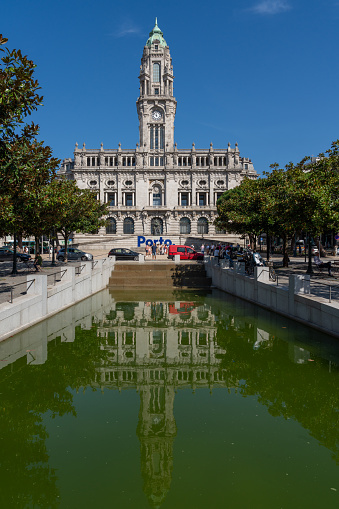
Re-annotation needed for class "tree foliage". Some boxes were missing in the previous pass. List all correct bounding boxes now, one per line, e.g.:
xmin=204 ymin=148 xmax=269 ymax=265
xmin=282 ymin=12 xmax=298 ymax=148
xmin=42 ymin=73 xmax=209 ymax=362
xmin=215 ymin=140 xmax=339 ymax=266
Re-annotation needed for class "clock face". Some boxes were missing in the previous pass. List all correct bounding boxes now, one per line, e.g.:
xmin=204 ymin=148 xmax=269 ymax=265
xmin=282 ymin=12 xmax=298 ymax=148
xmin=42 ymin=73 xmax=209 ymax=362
xmin=152 ymin=110 xmax=162 ymax=121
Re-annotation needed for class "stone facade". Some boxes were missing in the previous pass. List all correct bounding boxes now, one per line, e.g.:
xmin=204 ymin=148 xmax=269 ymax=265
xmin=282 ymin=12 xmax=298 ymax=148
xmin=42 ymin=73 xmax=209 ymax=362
xmin=60 ymin=19 xmax=257 ymax=248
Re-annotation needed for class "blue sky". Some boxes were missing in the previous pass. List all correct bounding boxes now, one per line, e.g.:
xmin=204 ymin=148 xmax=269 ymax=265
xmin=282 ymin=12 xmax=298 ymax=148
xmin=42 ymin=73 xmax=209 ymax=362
xmin=2 ymin=0 xmax=339 ymax=174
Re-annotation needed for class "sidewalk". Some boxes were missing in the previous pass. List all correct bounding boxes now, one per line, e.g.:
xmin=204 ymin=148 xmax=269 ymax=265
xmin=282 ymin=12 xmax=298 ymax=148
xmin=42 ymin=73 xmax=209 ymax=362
xmin=0 ymin=252 xmax=338 ymax=306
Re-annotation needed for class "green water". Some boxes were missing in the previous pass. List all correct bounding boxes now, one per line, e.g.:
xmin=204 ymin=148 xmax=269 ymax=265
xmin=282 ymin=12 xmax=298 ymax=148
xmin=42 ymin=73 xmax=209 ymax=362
xmin=0 ymin=288 xmax=338 ymax=509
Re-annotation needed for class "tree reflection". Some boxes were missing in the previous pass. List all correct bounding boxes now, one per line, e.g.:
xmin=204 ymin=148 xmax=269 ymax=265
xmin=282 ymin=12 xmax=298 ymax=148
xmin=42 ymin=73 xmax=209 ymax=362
xmin=0 ymin=324 xmax=109 ymax=508
xmin=215 ymin=315 xmax=339 ymax=464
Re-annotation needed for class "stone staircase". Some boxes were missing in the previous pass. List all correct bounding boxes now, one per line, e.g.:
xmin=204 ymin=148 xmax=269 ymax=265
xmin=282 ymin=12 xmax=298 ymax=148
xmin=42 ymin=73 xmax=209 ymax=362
xmin=108 ymin=262 xmax=212 ymax=289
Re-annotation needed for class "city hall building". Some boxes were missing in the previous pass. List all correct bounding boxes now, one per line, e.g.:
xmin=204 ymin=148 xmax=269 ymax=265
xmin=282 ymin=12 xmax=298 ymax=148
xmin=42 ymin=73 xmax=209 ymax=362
xmin=60 ymin=19 xmax=257 ymax=248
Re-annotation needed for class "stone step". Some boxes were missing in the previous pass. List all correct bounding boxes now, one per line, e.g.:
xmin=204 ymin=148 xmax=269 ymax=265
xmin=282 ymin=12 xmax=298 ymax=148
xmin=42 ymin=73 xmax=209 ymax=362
xmin=108 ymin=261 xmax=211 ymax=289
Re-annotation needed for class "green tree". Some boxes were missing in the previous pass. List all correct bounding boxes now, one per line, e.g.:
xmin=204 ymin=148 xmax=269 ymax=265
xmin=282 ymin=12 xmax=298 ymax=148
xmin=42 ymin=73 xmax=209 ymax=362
xmin=50 ymin=179 xmax=108 ymax=261
xmin=0 ymin=35 xmax=59 ymax=271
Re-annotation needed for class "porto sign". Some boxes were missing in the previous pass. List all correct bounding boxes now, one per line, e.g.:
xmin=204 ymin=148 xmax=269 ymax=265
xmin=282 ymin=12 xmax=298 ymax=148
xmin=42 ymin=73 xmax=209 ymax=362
xmin=138 ymin=236 xmax=173 ymax=247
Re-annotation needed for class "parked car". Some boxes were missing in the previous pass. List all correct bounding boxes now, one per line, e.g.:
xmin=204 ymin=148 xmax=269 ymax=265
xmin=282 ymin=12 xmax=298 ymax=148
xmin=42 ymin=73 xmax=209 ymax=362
xmin=0 ymin=247 xmax=32 ymax=262
xmin=56 ymin=248 xmax=93 ymax=262
xmin=168 ymin=245 xmax=204 ymax=260
xmin=108 ymin=248 xmax=139 ymax=261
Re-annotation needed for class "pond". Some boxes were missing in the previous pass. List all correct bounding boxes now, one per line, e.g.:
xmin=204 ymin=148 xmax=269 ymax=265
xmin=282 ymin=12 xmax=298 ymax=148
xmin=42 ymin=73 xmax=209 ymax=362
xmin=0 ymin=288 xmax=338 ymax=508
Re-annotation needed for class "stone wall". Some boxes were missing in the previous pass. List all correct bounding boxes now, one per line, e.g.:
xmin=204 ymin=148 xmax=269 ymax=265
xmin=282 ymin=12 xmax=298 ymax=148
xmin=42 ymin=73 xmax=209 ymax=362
xmin=0 ymin=258 xmax=115 ymax=342
xmin=205 ymin=258 xmax=339 ymax=339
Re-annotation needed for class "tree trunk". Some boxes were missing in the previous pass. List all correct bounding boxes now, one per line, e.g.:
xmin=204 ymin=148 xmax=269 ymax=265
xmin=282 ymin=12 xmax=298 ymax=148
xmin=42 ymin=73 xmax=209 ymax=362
xmin=17 ymin=233 xmax=23 ymax=251
xmin=35 ymin=236 xmax=39 ymax=254
xmin=11 ymin=230 xmax=18 ymax=275
xmin=266 ymin=233 xmax=270 ymax=261
xmin=291 ymin=234 xmax=296 ymax=257
xmin=62 ymin=232 xmax=69 ymax=262
xmin=306 ymin=235 xmax=313 ymax=274
xmin=282 ymin=234 xmax=289 ymax=267
xmin=319 ymin=238 xmax=326 ymax=257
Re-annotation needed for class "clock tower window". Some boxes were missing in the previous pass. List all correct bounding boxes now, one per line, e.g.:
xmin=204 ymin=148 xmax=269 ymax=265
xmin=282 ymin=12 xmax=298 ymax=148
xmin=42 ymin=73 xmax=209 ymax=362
xmin=150 ymin=126 xmax=164 ymax=150
xmin=153 ymin=62 xmax=160 ymax=82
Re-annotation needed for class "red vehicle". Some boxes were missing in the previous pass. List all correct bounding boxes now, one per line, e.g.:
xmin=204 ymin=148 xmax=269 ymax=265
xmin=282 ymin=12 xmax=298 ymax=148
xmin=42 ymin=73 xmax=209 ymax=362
xmin=168 ymin=245 xmax=204 ymax=260
xmin=168 ymin=302 xmax=195 ymax=315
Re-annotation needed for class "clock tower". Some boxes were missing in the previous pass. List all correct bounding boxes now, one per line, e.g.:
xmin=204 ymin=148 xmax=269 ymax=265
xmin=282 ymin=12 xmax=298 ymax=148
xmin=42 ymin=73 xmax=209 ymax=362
xmin=136 ymin=19 xmax=177 ymax=155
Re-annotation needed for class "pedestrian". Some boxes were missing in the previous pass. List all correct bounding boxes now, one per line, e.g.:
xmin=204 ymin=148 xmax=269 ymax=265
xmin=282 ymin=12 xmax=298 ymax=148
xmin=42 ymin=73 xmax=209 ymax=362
xmin=201 ymin=243 xmax=205 ymax=255
xmin=33 ymin=253 xmax=42 ymax=272
xmin=214 ymin=245 xmax=220 ymax=264
xmin=152 ymin=242 xmax=157 ymax=260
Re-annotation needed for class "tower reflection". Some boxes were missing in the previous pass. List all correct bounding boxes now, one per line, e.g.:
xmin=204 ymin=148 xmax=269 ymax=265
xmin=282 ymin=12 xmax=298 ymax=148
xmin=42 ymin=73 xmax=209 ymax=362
xmin=95 ymin=298 xmax=225 ymax=506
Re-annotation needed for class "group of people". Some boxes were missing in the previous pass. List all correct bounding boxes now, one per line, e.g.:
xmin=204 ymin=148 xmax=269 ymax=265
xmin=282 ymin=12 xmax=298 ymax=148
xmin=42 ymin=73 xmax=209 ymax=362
xmin=145 ymin=243 xmax=168 ymax=259
xmin=201 ymin=243 xmax=241 ymax=261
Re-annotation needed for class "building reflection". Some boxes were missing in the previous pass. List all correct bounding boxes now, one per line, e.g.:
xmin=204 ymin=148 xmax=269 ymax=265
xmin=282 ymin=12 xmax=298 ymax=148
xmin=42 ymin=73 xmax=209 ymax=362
xmin=94 ymin=300 xmax=226 ymax=506
xmin=1 ymin=290 xmax=338 ymax=508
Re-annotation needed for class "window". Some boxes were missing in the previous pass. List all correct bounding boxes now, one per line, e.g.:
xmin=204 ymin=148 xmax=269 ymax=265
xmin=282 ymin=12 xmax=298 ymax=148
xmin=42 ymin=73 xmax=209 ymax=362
xmin=106 ymin=193 xmax=115 ymax=206
xmin=181 ymin=180 xmax=189 ymax=186
xmin=150 ymin=127 xmax=154 ymax=149
xmin=180 ymin=217 xmax=191 ymax=234
xmin=150 ymin=126 xmax=164 ymax=150
xmin=153 ymin=187 xmax=162 ymax=206
xmin=181 ymin=193 xmax=189 ymax=206
xmin=155 ymin=44 xmax=158 ymax=50
xmin=160 ymin=126 xmax=164 ymax=149
xmin=155 ymin=88 xmax=159 ymax=95
xmin=123 ymin=217 xmax=134 ymax=234
xmin=155 ymin=127 xmax=159 ymax=148
xmin=106 ymin=217 xmax=116 ymax=234
xmin=216 ymin=180 xmax=224 ymax=186
xmin=153 ymin=62 xmax=160 ymax=82
xmin=125 ymin=180 xmax=133 ymax=186
xmin=151 ymin=217 xmax=163 ymax=235
xmin=125 ymin=193 xmax=133 ymax=206
xmin=150 ymin=156 xmax=164 ymax=167
xmin=199 ymin=180 xmax=207 ymax=186
xmin=89 ymin=180 xmax=97 ymax=186
xmin=244 ymin=163 xmax=248 ymax=170
xmin=199 ymin=193 xmax=206 ymax=206
xmin=197 ymin=217 xmax=208 ymax=234
xmin=107 ymin=180 xmax=115 ymax=187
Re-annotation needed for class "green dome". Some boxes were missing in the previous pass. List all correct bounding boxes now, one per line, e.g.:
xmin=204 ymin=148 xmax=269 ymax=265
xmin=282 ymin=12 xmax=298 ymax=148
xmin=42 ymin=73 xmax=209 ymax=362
xmin=146 ymin=18 xmax=167 ymax=47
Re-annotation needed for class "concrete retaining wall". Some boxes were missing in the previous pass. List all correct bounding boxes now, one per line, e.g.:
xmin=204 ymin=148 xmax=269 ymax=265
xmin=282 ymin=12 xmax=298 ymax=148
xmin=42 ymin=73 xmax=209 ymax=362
xmin=205 ymin=258 xmax=339 ymax=338
xmin=0 ymin=258 xmax=115 ymax=341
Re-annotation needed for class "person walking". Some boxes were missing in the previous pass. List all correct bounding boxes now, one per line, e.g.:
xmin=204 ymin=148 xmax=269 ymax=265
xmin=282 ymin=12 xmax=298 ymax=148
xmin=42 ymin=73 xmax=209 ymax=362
xmin=152 ymin=242 xmax=157 ymax=260
xmin=214 ymin=245 xmax=220 ymax=264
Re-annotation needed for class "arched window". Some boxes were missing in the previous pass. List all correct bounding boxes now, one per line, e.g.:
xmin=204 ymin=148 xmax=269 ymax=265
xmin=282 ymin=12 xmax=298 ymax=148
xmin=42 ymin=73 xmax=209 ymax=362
xmin=180 ymin=217 xmax=191 ymax=234
xmin=151 ymin=217 xmax=163 ymax=235
xmin=153 ymin=63 xmax=160 ymax=82
xmin=153 ymin=186 xmax=162 ymax=206
xmin=197 ymin=217 xmax=209 ymax=235
xmin=123 ymin=217 xmax=134 ymax=234
xmin=106 ymin=217 xmax=116 ymax=235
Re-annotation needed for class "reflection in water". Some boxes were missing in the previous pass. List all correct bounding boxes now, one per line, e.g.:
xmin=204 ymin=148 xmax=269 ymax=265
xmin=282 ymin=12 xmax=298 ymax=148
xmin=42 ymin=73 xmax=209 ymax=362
xmin=0 ymin=289 xmax=338 ymax=508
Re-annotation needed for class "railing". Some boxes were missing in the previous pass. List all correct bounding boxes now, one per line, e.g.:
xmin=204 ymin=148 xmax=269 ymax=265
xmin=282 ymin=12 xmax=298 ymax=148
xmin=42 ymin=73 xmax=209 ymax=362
xmin=309 ymin=280 xmax=339 ymax=303
xmin=46 ymin=269 xmax=67 ymax=286
xmin=75 ymin=264 xmax=86 ymax=276
xmin=0 ymin=279 xmax=35 ymax=303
